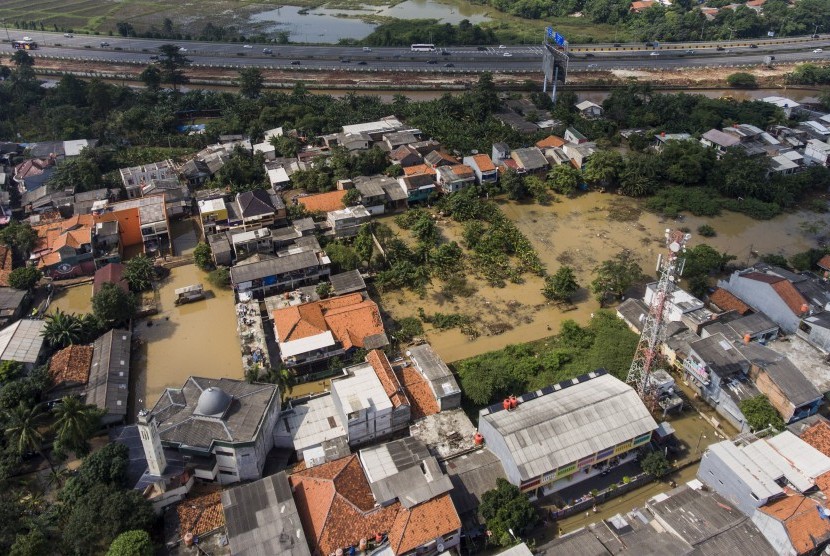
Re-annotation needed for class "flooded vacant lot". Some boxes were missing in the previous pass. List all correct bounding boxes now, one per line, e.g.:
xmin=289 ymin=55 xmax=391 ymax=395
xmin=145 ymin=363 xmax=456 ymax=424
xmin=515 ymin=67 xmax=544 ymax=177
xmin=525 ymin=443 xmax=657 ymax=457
xmin=379 ymin=192 xmax=830 ymax=363
xmin=50 ymin=264 xmax=241 ymax=412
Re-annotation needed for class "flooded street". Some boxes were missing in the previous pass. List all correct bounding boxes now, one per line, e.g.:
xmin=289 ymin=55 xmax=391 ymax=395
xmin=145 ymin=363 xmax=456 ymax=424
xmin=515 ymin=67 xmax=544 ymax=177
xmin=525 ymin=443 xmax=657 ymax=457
xmin=379 ymin=193 xmax=830 ymax=363
xmin=50 ymin=264 xmax=241 ymax=413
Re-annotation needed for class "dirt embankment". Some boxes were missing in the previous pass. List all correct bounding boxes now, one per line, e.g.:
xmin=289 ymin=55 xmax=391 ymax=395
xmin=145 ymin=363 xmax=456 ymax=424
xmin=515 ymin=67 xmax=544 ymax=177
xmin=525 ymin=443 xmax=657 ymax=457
xmin=0 ymin=54 xmax=801 ymax=90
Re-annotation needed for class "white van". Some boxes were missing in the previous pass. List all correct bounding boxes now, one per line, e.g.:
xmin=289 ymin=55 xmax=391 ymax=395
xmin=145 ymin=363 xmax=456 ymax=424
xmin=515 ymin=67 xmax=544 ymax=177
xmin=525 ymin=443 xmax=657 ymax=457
xmin=363 ymin=46 xmax=372 ymax=52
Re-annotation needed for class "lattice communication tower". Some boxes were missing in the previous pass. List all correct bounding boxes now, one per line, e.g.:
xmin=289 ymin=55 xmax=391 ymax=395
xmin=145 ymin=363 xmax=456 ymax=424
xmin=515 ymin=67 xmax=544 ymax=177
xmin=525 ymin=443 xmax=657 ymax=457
xmin=626 ymin=229 xmax=690 ymax=401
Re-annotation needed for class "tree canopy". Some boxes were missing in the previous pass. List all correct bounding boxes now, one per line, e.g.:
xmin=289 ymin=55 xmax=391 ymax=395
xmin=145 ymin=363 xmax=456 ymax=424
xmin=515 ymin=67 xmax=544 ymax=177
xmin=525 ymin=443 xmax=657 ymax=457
xmin=92 ymin=283 xmax=137 ymax=329
xmin=739 ymin=395 xmax=785 ymax=431
xmin=479 ymin=478 xmax=537 ymax=546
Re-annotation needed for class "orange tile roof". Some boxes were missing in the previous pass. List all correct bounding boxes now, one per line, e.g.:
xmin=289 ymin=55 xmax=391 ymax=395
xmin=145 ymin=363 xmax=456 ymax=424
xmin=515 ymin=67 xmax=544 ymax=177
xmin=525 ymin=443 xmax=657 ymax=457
xmin=388 ymin=494 xmax=460 ymax=555
xmin=289 ymin=455 xmax=460 ymax=555
xmin=630 ymin=0 xmax=654 ymax=10
xmin=396 ymin=365 xmax=439 ymax=420
xmin=0 ymin=245 xmax=12 ymax=287
xmin=447 ymin=164 xmax=474 ymax=177
xmin=818 ymin=254 xmax=830 ymax=271
xmin=758 ymin=495 xmax=830 ymax=555
xmin=298 ymin=190 xmax=346 ymax=213
xmin=273 ymin=293 xmax=385 ymax=350
xmin=32 ymin=214 xmax=93 ymax=269
xmin=746 ymin=0 xmax=766 ymax=6
xmin=743 ymin=272 xmax=808 ymax=316
xmin=709 ymin=287 xmax=752 ymax=316
xmin=48 ymin=344 xmax=94 ymax=386
xmin=403 ymin=164 xmax=436 ymax=176
xmin=800 ymin=420 xmax=830 ymax=458
xmin=176 ymin=491 xmax=226 ymax=538
xmin=367 ymin=350 xmax=408 ymax=408
xmin=536 ymin=135 xmax=566 ymax=149
xmin=469 ymin=154 xmax=496 ymax=172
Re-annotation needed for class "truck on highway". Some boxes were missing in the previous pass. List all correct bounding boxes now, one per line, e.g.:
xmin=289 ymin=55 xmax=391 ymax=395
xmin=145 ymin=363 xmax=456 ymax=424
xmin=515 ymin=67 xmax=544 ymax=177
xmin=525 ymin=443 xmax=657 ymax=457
xmin=12 ymin=40 xmax=37 ymax=50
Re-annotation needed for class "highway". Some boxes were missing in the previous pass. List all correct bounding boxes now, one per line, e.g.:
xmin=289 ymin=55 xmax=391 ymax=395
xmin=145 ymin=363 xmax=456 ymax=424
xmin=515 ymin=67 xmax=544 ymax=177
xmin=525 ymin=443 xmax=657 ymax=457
xmin=5 ymin=30 xmax=830 ymax=73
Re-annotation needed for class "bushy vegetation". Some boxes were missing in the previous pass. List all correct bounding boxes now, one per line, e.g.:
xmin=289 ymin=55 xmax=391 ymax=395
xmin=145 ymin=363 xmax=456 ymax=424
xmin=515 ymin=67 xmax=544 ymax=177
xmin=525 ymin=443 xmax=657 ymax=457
xmin=361 ymin=19 xmax=498 ymax=46
xmin=455 ymin=312 xmax=638 ymax=405
xmin=479 ymin=479 xmax=538 ymax=547
xmin=739 ymin=394 xmax=785 ymax=431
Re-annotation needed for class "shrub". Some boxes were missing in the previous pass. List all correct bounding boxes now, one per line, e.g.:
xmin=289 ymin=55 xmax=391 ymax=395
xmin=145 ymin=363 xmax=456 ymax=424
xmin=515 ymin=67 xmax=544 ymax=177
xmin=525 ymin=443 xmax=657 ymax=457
xmin=726 ymin=72 xmax=758 ymax=88
xmin=193 ymin=242 xmax=213 ymax=271
xmin=208 ymin=267 xmax=230 ymax=288
xmin=8 ymin=266 xmax=42 ymax=290
xmin=697 ymin=224 xmax=716 ymax=237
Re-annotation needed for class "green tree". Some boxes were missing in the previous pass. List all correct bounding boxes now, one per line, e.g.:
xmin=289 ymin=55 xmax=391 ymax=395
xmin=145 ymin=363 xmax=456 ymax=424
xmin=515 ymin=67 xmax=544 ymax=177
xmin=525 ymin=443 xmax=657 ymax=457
xmin=501 ymin=168 xmax=527 ymax=200
xmin=123 ymin=255 xmax=154 ymax=292
xmin=542 ymin=266 xmax=579 ymax=302
xmin=343 ymin=188 xmax=362 ymax=207
xmin=394 ymin=316 xmax=424 ymax=342
xmin=46 ymin=156 xmax=102 ymax=193
xmin=316 ymin=282 xmax=333 ymax=298
xmin=479 ymin=478 xmax=537 ymax=546
xmin=42 ymin=309 xmax=84 ymax=349
xmin=270 ymin=135 xmax=300 ymax=158
xmin=591 ymin=251 xmax=643 ymax=305
xmin=548 ymin=164 xmax=582 ymax=196
xmin=237 ymin=67 xmax=264 ymax=99
xmin=727 ymin=72 xmax=758 ymax=88
xmin=525 ymin=176 xmax=551 ymax=204
xmin=92 ymin=283 xmax=136 ymax=329
xmin=208 ymin=267 xmax=230 ymax=288
xmin=0 ymin=222 xmax=38 ymax=263
xmin=157 ymin=43 xmax=190 ymax=91
xmin=10 ymin=528 xmax=49 ymax=556
xmin=193 ymin=242 xmax=213 ymax=271
xmin=0 ymin=361 xmax=23 ymax=383
xmin=354 ymin=226 xmax=375 ymax=268
xmin=63 ymin=483 xmax=155 ymax=556
xmin=739 ymin=395 xmax=785 ymax=431
xmin=8 ymin=267 xmax=41 ymax=291
xmin=139 ymin=65 xmax=162 ymax=91
xmin=583 ymin=150 xmax=624 ymax=187
xmin=640 ymin=450 xmax=671 ymax=478
xmin=4 ymin=403 xmax=54 ymax=474
xmin=411 ymin=213 xmax=438 ymax=246
xmin=52 ymin=397 xmax=102 ymax=458
xmin=325 ymin=242 xmax=361 ymax=273
xmin=107 ymin=530 xmax=153 ymax=556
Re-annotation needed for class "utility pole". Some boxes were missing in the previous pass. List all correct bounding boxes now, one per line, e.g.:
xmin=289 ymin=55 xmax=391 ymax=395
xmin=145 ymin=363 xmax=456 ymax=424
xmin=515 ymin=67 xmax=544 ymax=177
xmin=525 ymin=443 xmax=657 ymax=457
xmin=1 ymin=20 xmax=10 ymax=43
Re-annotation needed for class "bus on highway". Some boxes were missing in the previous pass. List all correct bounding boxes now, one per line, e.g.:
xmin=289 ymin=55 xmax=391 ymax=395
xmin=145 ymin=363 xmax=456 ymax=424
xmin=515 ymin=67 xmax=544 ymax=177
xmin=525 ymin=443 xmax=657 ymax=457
xmin=410 ymin=43 xmax=436 ymax=52
xmin=12 ymin=40 xmax=38 ymax=50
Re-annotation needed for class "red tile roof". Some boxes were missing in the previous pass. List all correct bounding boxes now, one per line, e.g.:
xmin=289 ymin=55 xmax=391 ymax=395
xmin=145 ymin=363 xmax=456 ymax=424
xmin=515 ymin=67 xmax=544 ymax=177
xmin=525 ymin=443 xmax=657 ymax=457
xmin=630 ymin=0 xmax=655 ymax=10
xmin=817 ymin=254 xmax=830 ymax=271
xmin=176 ymin=491 xmax=225 ymax=538
xmin=800 ymin=420 xmax=830 ymax=458
xmin=367 ymin=349 xmax=408 ymax=408
xmin=403 ymin=164 xmax=436 ymax=176
xmin=742 ymin=272 xmax=808 ymax=316
xmin=93 ymin=263 xmax=128 ymax=296
xmin=289 ymin=455 xmax=460 ymax=555
xmin=708 ymin=287 xmax=752 ymax=315
xmin=758 ymin=495 xmax=830 ymax=555
xmin=32 ymin=214 xmax=94 ymax=269
xmin=298 ymin=190 xmax=346 ymax=213
xmin=468 ymin=154 xmax=496 ymax=172
xmin=396 ymin=365 xmax=439 ymax=420
xmin=536 ymin=135 xmax=566 ymax=149
xmin=273 ymin=293 xmax=385 ymax=351
xmin=48 ymin=344 xmax=94 ymax=386
xmin=0 ymin=245 xmax=12 ymax=287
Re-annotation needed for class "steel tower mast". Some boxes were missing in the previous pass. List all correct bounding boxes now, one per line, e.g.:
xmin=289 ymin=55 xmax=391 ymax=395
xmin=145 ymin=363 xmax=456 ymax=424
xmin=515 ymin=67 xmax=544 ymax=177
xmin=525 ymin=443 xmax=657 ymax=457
xmin=626 ymin=229 xmax=690 ymax=401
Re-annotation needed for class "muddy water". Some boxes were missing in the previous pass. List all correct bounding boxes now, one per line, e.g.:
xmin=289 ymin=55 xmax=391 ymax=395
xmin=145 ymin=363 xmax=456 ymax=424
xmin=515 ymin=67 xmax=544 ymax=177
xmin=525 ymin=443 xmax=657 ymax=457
xmin=50 ymin=265 xmax=241 ymax=412
xmin=379 ymin=193 xmax=830 ymax=363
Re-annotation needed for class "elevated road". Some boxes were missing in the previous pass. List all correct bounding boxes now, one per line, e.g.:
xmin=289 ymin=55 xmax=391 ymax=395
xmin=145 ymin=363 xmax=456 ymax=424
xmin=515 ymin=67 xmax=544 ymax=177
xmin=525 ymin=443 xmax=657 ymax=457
xmin=4 ymin=30 xmax=830 ymax=73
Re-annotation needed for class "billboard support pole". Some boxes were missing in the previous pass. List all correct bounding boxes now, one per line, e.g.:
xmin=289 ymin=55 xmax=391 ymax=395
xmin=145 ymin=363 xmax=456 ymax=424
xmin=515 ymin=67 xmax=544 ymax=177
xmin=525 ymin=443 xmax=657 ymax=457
xmin=551 ymin=65 xmax=558 ymax=103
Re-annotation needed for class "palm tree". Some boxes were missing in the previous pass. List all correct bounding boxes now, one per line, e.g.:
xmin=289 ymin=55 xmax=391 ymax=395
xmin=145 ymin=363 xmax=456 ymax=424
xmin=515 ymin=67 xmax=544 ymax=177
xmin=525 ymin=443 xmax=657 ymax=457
xmin=266 ymin=367 xmax=296 ymax=402
xmin=52 ymin=397 xmax=101 ymax=458
xmin=4 ymin=402 xmax=54 ymax=474
xmin=41 ymin=309 xmax=83 ymax=349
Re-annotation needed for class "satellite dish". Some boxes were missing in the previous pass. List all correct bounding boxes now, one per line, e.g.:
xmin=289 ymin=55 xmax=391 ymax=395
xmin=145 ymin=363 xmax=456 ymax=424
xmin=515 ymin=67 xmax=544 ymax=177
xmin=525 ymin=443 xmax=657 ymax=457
xmin=669 ymin=242 xmax=681 ymax=253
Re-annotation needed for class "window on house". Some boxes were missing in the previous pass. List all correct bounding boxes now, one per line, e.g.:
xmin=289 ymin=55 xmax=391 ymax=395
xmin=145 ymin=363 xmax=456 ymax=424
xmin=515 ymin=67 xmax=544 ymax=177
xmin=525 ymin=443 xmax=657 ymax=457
xmin=750 ymin=492 xmax=760 ymax=501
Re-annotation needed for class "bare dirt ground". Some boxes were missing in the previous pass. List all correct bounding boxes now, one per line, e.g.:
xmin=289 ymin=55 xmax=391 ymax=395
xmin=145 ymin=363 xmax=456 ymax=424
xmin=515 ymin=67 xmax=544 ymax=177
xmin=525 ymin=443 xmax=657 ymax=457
xmin=1 ymin=53 xmax=802 ymax=89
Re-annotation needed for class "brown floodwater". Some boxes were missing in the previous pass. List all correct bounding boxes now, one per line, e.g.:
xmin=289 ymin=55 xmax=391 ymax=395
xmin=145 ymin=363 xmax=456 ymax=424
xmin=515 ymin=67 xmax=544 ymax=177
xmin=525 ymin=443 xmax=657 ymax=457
xmin=380 ymin=193 xmax=830 ymax=363
xmin=49 ymin=264 xmax=242 ymax=412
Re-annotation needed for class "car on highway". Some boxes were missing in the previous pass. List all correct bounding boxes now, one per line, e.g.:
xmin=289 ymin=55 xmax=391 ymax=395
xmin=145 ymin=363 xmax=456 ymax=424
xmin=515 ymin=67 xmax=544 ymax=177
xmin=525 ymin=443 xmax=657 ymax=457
xmin=716 ymin=46 xmax=725 ymax=51
xmin=427 ymin=59 xmax=437 ymax=64
xmin=814 ymin=48 xmax=824 ymax=53
xmin=685 ymin=49 xmax=696 ymax=54
xmin=650 ymin=51 xmax=659 ymax=56
xmin=503 ymin=52 xmax=512 ymax=57
xmin=243 ymin=44 xmax=252 ymax=49
xmin=644 ymin=41 xmax=654 ymax=47
xmin=613 ymin=43 xmax=621 ymax=47
xmin=499 ymin=45 xmax=506 ymax=48
xmin=100 ymin=41 xmax=110 ymax=47
xmin=477 ymin=46 xmax=487 ymax=51
xmin=340 ymin=59 xmax=351 ymax=63
xmin=749 ymin=44 xmax=758 ymax=48
xmin=588 ymin=63 xmax=598 ymax=68
xmin=290 ymin=60 xmax=301 ymax=65
xmin=262 ymin=48 xmax=273 ymax=54
xmin=357 ymin=61 xmax=367 ymax=65
xmin=585 ymin=53 xmax=594 ymax=57
xmin=813 ymin=34 xmax=821 ymax=39
xmin=444 ymin=63 xmax=454 ymax=67
xmin=23 ymin=36 xmax=32 ymax=41
xmin=178 ymin=47 xmax=187 ymax=52
xmin=441 ymin=50 xmax=451 ymax=55
xmin=63 ymin=33 xmax=73 ymax=38
xmin=149 ymin=55 xmax=159 ymax=60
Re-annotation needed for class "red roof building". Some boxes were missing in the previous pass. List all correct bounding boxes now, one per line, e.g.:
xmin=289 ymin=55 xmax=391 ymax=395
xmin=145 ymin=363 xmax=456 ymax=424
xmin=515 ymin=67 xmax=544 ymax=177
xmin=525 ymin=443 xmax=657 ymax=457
xmin=93 ymin=262 xmax=128 ymax=296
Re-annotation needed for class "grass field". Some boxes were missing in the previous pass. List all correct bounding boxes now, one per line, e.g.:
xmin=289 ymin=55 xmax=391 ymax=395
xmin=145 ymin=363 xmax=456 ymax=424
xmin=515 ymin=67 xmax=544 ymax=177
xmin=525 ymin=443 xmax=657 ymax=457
xmin=0 ymin=0 xmax=623 ymax=43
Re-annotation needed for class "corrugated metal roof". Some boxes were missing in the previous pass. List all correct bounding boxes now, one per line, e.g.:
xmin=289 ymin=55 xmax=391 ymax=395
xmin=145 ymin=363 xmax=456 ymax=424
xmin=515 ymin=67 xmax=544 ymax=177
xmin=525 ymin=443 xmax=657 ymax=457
xmin=480 ymin=373 xmax=657 ymax=480
xmin=0 ymin=319 xmax=45 ymax=363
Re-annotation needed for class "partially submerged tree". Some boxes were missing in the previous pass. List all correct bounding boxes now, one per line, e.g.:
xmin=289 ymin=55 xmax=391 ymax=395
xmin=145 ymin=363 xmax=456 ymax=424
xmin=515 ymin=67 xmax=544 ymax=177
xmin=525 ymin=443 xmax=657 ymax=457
xmin=91 ymin=283 xmax=136 ymax=329
xmin=123 ymin=255 xmax=154 ymax=292
xmin=542 ymin=266 xmax=579 ymax=303
xmin=590 ymin=251 xmax=643 ymax=306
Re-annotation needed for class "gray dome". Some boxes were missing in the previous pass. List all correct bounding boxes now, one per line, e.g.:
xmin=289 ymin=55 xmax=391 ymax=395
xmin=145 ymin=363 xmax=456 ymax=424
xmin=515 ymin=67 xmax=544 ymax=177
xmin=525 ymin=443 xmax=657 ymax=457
xmin=195 ymin=387 xmax=232 ymax=417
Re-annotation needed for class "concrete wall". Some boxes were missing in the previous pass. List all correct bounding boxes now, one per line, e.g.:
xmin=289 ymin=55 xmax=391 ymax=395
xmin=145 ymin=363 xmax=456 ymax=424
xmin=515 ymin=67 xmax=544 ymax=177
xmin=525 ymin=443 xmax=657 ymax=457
xmin=438 ymin=391 xmax=461 ymax=412
xmin=799 ymin=323 xmax=830 ymax=353
xmin=697 ymin=449 xmax=772 ymax=517
xmin=477 ymin=416 xmax=521 ymax=486
xmin=751 ymin=509 xmax=797 ymax=556
xmin=720 ymin=275 xmax=800 ymax=333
